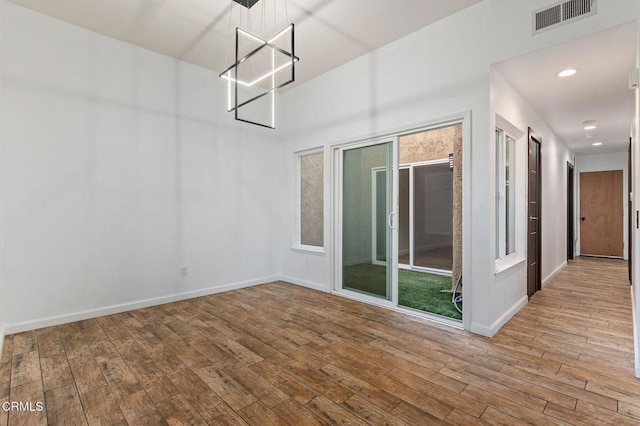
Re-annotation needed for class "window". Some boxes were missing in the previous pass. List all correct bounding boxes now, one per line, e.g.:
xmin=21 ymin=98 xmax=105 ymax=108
xmin=296 ymin=150 xmax=324 ymax=251
xmin=496 ymin=127 xmax=516 ymax=260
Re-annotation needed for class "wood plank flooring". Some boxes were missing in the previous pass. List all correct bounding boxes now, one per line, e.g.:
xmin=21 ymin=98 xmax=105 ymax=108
xmin=0 ymin=256 xmax=638 ymax=425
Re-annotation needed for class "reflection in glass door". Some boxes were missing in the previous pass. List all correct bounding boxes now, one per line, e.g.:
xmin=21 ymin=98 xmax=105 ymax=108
xmin=398 ymin=161 xmax=453 ymax=273
xmin=342 ymin=141 xmax=394 ymax=300
xmin=413 ymin=162 xmax=453 ymax=271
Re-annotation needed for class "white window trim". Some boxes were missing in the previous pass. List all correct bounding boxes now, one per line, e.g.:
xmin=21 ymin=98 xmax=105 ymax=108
xmin=293 ymin=147 xmax=325 ymax=254
xmin=292 ymin=246 xmax=325 ymax=255
xmin=495 ymin=115 xmax=525 ymax=273
xmin=495 ymin=127 xmax=514 ymax=259
xmin=495 ymin=256 xmax=526 ymax=275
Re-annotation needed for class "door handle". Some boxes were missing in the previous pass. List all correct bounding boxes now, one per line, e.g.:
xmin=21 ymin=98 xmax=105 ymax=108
xmin=388 ymin=212 xmax=396 ymax=229
xmin=529 ymin=216 xmax=538 ymax=221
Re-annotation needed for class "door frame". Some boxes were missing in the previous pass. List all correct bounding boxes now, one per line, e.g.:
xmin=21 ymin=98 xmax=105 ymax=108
xmin=567 ymin=162 xmax=575 ymax=260
xmin=629 ymin=137 xmax=632 ymax=282
xmin=371 ymin=166 xmax=390 ymax=267
xmin=527 ymin=128 xmax=542 ymax=299
xmin=579 ymin=170 xmax=625 ymax=258
xmin=328 ymin=112 xmax=471 ymax=330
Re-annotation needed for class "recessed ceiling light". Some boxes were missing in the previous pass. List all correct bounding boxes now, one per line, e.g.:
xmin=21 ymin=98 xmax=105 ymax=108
xmin=557 ymin=69 xmax=577 ymax=78
xmin=592 ymin=142 xmax=603 ymax=146
xmin=583 ymin=120 xmax=597 ymax=130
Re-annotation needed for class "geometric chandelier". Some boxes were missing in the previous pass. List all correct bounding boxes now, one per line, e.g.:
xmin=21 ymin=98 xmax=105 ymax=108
xmin=219 ymin=0 xmax=298 ymax=129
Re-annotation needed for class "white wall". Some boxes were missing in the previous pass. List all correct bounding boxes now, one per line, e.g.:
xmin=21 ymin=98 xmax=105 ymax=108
xmin=490 ymin=68 xmax=574 ymax=327
xmin=631 ymin=20 xmax=640 ymax=379
xmin=576 ymin=152 xmax=629 ymax=258
xmin=278 ymin=0 xmax=640 ymax=336
xmin=0 ymin=0 xmax=4 ymax=355
xmin=0 ymin=2 xmax=281 ymax=333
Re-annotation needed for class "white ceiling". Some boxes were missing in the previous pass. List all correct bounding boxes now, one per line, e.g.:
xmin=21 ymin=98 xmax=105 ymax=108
xmin=8 ymin=0 xmax=635 ymax=155
xmin=7 ymin=0 xmax=483 ymax=87
xmin=494 ymin=21 xmax=638 ymax=155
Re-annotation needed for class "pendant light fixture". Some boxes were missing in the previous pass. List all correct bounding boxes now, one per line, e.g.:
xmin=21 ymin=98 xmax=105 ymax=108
xmin=219 ymin=0 xmax=298 ymax=129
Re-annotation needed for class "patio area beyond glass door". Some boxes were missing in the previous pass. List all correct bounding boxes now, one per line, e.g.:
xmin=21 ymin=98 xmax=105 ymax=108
xmin=342 ymin=141 xmax=394 ymax=300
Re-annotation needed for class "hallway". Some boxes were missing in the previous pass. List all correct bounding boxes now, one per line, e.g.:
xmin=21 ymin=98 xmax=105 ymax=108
xmin=490 ymin=256 xmax=639 ymax=423
xmin=0 ymin=258 xmax=638 ymax=425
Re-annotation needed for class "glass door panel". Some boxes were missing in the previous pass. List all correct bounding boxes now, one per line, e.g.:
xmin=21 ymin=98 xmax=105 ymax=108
xmin=342 ymin=142 xmax=392 ymax=300
xmin=413 ymin=163 xmax=453 ymax=271
xmin=398 ymin=168 xmax=410 ymax=266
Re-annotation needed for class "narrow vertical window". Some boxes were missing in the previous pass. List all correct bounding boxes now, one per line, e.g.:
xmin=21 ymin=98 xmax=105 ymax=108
xmin=496 ymin=127 xmax=517 ymax=260
xmin=505 ymin=133 xmax=516 ymax=254
xmin=495 ymin=129 xmax=501 ymax=259
xmin=297 ymin=150 xmax=324 ymax=250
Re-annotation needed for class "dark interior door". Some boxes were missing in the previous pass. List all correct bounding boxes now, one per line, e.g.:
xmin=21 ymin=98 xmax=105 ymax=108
xmin=528 ymin=129 xmax=542 ymax=299
xmin=567 ymin=162 xmax=574 ymax=260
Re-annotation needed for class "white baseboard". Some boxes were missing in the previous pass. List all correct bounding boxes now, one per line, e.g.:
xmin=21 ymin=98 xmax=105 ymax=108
xmin=280 ymin=275 xmax=328 ymax=293
xmin=542 ymin=261 xmax=567 ymax=287
xmin=4 ymin=276 xmax=279 ymax=335
xmin=470 ymin=295 xmax=528 ymax=337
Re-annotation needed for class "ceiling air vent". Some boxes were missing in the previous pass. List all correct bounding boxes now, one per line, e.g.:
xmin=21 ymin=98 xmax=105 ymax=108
xmin=533 ymin=0 xmax=596 ymax=34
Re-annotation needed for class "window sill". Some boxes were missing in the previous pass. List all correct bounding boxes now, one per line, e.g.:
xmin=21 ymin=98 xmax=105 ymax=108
xmin=495 ymin=256 xmax=526 ymax=275
xmin=292 ymin=246 xmax=325 ymax=256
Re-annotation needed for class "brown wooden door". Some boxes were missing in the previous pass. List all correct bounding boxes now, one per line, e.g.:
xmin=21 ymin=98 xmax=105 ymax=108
xmin=527 ymin=129 xmax=542 ymax=299
xmin=579 ymin=170 xmax=623 ymax=257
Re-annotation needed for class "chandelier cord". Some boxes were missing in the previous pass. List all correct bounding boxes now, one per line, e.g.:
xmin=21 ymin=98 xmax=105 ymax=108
xmin=224 ymin=2 xmax=234 ymax=68
xmin=260 ymin=0 xmax=265 ymax=34
xmin=284 ymin=0 xmax=289 ymax=24
xmin=247 ymin=2 xmax=251 ymax=33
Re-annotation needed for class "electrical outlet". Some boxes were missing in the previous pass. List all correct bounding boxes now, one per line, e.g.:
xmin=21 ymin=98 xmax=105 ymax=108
xmin=180 ymin=267 xmax=188 ymax=277
xmin=305 ymin=259 xmax=310 ymax=267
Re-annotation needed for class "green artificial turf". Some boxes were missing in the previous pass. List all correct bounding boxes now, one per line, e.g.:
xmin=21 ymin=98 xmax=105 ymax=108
xmin=344 ymin=263 xmax=462 ymax=321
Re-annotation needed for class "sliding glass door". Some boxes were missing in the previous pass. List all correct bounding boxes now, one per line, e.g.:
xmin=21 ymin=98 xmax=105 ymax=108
xmin=340 ymin=140 xmax=396 ymax=301
xmin=333 ymin=120 xmax=464 ymax=325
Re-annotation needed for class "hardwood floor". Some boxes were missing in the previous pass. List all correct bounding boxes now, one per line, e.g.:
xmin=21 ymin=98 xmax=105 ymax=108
xmin=0 ymin=256 xmax=638 ymax=425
